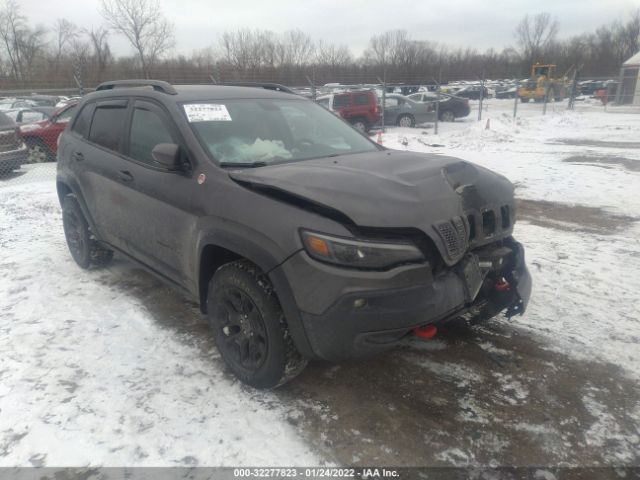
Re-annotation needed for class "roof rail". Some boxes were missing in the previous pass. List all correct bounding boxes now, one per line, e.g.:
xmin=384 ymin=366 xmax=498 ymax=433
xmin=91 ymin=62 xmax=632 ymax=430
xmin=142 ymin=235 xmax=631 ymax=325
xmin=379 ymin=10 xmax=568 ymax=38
xmin=95 ymin=80 xmax=178 ymax=95
xmin=219 ymin=82 xmax=296 ymax=95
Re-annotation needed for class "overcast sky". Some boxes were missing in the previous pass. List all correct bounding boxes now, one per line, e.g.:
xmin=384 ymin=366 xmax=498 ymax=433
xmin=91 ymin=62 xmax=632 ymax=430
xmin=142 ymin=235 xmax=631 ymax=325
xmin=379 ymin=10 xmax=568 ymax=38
xmin=17 ymin=0 xmax=640 ymax=57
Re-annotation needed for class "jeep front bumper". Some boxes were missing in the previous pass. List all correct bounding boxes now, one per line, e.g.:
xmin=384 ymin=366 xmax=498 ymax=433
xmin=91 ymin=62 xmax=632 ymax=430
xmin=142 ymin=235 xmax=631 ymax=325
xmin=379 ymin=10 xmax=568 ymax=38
xmin=276 ymin=239 xmax=531 ymax=361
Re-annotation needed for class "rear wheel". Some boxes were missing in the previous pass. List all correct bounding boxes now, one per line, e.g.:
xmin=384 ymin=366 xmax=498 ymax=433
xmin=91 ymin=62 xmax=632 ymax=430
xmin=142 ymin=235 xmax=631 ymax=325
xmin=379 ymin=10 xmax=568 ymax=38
xmin=350 ymin=118 xmax=368 ymax=133
xmin=207 ymin=260 xmax=307 ymax=389
xmin=25 ymin=138 xmax=52 ymax=163
xmin=397 ymin=114 xmax=415 ymax=128
xmin=440 ymin=110 xmax=455 ymax=122
xmin=62 ymin=194 xmax=113 ymax=269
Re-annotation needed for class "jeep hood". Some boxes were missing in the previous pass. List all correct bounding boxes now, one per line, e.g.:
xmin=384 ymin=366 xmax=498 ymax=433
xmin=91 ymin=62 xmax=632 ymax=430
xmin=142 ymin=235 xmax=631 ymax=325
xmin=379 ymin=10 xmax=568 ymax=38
xmin=228 ymin=150 xmax=515 ymax=265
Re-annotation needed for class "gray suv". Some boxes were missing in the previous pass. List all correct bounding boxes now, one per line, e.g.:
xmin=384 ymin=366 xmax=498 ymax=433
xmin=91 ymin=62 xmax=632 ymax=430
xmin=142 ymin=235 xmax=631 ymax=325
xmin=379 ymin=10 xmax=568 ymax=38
xmin=56 ymin=80 xmax=531 ymax=388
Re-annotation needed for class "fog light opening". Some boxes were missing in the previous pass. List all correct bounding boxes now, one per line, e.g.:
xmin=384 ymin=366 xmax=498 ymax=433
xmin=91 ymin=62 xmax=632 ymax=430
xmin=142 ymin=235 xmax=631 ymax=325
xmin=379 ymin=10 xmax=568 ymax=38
xmin=353 ymin=298 xmax=367 ymax=309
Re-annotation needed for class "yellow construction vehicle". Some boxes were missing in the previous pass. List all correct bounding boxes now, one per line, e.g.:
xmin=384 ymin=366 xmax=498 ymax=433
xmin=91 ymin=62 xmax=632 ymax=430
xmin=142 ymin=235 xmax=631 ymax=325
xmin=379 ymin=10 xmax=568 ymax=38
xmin=518 ymin=64 xmax=573 ymax=103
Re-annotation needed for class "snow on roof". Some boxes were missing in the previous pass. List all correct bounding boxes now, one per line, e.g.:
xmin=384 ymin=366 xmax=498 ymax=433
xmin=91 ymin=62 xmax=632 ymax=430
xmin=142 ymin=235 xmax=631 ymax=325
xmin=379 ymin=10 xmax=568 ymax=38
xmin=623 ymin=51 xmax=640 ymax=67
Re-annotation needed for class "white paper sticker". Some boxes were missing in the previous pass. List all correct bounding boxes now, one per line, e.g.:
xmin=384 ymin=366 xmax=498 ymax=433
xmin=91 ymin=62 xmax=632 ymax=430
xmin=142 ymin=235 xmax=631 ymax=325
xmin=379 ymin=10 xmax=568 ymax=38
xmin=183 ymin=104 xmax=232 ymax=122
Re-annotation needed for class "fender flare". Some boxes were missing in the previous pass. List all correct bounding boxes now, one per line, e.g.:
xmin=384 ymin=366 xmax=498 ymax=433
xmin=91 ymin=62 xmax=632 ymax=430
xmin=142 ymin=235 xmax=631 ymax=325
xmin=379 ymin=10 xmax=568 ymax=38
xmin=195 ymin=230 xmax=314 ymax=358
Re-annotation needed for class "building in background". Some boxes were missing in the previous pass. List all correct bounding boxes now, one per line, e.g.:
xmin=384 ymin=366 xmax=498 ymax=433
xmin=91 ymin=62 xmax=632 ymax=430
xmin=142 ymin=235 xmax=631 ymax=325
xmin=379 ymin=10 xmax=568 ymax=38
xmin=618 ymin=51 xmax=640 ymax=105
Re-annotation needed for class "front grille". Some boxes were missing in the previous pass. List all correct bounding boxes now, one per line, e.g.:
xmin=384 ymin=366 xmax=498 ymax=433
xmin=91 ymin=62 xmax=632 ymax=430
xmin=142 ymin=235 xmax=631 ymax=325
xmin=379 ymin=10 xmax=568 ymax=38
xmin=435 ymin=217 xmax=467 ymax=259
xmin=482 ymin=210 xmax=496 ymax=236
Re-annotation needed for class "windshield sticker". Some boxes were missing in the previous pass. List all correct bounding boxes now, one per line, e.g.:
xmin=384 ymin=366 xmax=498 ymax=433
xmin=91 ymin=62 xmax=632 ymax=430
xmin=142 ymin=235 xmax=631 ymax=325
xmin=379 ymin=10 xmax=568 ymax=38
xmin=184 ymin=104 xmax=232 ymax=122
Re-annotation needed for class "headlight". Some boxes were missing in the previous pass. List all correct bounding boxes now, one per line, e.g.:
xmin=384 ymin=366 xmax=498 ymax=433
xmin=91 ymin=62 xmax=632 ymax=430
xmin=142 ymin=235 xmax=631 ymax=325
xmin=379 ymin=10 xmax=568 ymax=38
xmin=300 ymin=230 xmax=425 ymax=270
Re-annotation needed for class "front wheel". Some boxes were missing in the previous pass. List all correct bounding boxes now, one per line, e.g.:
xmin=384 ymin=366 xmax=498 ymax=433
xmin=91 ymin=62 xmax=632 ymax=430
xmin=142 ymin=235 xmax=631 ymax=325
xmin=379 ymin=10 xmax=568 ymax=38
xmin=207 ymin=260 xmax=307 ymax=389
xmin=397 ymin=114 xmax=415 ymax=128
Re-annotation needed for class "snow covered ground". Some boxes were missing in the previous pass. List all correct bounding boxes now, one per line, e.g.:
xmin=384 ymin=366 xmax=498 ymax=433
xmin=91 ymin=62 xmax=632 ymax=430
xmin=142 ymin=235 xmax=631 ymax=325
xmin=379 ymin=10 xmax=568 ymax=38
xmin=0 ymin=97 xmax=639 ymax=468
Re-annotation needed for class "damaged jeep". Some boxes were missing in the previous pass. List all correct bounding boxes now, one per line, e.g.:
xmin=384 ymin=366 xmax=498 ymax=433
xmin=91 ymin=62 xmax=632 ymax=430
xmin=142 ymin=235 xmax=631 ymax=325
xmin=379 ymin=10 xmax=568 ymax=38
xmin=56 ymin=80 xmax=532 ymax=388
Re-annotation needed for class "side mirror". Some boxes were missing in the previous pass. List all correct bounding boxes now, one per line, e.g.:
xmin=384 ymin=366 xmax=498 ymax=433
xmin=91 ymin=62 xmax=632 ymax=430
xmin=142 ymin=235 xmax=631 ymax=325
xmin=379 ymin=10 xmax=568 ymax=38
xmin=151 ymin=143 xmax=180 ymax=169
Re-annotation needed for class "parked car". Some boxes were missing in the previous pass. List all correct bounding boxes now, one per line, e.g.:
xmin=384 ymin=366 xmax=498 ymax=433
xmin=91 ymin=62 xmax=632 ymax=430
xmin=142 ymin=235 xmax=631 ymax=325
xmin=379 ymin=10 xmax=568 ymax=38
xmin=0 ymin=111 xmax=28 ymax=175
xmin=20 ymin=95 xmax=63 ymax=107
xmin=408 ymin=92 xmax=470 ymax=121
xmin=18 ymin=101 xmax=78 ymax=162
xmin=57 ymin=79 xmax=531 ymax=388
xmin=0 ymin=98 xmax=38 ymax=111
xmin=379 ymin=94 xmax=436 ymax=127
xmin=3 ymin=107 xmax=54 ymax=125
xmin=316 ymin=90 xmax=380 ymax=132
xmin=454 ymin=85 xmax=493 ymax=100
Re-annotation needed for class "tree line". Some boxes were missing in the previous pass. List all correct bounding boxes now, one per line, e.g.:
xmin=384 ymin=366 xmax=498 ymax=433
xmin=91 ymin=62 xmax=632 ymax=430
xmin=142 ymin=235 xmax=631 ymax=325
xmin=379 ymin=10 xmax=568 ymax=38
xmin=0 ymin=0 xmax=639 ymax=92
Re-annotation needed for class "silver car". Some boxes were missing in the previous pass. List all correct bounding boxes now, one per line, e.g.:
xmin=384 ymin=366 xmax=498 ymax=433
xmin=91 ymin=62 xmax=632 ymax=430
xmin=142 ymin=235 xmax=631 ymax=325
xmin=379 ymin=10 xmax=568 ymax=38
xmin=380 ymin=94 xmax=436 ymax=127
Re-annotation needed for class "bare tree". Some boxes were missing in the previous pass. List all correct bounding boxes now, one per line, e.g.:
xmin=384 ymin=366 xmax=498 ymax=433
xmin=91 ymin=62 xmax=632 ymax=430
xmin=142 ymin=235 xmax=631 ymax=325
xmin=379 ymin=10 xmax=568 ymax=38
xmin=515 ymin=12 xmax=559 ymax=65
xmin=316 ymin=41 xmax=352 ymax=68
xmin=86 ymin=26 xmax=112 ymax=78
xmin=275 ymin=30 xmax=314 ymax=67
xmin=0 ymin=0 xmax=47 ymax=81
xmin=0 ymin=0 xmax=26 ymax=80
xmin=52 ymin=18 xmax=78 ymax=71
xmin=100 ymin=0 xmax=174 ymax=77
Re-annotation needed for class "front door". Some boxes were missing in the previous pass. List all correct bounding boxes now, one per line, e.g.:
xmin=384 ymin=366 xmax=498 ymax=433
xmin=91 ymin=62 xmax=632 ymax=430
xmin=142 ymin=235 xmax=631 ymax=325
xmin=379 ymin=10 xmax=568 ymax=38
xmin=113 ymin=100 xmax=197 ymax=287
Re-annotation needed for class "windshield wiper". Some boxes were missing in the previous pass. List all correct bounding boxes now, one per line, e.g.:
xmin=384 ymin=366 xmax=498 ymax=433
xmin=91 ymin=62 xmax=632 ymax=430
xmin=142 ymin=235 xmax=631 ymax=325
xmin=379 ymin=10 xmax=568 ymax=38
xmin=219 ymin=161 xmax=268 ymax=168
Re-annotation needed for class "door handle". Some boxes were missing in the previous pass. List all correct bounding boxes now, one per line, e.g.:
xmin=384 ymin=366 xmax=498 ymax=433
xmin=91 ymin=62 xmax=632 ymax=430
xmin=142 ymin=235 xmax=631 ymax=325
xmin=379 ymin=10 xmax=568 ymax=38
xmin=73 ymin=152 xmax=84 ymax=162
xmin=117 ymin=170 xmax=134 ymax=183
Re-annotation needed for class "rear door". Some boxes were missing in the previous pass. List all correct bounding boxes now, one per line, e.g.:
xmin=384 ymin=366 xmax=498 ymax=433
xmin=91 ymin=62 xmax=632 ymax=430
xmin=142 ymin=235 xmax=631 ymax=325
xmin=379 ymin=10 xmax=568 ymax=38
xmin=73 ymin=99 xmax=131 ymax=250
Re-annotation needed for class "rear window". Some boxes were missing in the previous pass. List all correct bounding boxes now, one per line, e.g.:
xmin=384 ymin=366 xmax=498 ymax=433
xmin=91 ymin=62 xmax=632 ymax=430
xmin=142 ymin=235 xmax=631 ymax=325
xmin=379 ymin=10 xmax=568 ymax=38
xmin=353 ymin=94 xmax=370 ymax=105
xmin=88 ymin=102 xmax=128 ymax=152
xmin=333 ymin=95 xmax=349 ymax=108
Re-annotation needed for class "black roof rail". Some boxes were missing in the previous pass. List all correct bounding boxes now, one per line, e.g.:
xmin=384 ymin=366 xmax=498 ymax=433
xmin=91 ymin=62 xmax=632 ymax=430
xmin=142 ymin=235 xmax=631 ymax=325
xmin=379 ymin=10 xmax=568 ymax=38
xmin=95 ymin=80 xmax=178 ymax=95
xmin=218 ymin=82 xmax=296 ymax=95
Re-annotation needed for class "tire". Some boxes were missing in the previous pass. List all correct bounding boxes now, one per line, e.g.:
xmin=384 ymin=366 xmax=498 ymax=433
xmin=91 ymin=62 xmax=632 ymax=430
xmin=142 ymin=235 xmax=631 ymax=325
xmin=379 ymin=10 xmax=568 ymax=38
xmin=207 ymin=260 xmax=307 ymax=389
xmin=62 ymin=194 xmax=113 ymax=269
xmin=439 ymin=110 xmax=455 ymax=122
xmin=25 ymin=138 xmax=53 ymax=163
xmin=350 ymin=118 xmax=368 ymax=133
xmin=397 ymin=114 xmax=415 ymax=128
xmin=520 ymin=97 xmax=529 ymax=103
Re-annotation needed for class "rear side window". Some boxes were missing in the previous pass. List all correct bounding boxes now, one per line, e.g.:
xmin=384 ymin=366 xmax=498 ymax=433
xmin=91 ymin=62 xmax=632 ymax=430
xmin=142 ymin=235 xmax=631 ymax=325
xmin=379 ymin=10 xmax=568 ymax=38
xmin=72 ymin=103 xmax=95 ymax=138
xmin=333 ymin=95 xmax=349 ymax=108
xmin=88 ymin=101 xmax=128 ymax=152
xmin=128 ymin=102 xmax=175 ymax=165
xmin=353 ymin=94 xmax=369 ymax=105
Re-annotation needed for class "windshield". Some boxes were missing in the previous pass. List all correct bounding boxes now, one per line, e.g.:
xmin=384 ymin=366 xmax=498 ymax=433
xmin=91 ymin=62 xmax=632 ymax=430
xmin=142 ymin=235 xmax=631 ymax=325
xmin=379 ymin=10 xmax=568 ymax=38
xmin=184 ymin=98 xmax=379 ymax=166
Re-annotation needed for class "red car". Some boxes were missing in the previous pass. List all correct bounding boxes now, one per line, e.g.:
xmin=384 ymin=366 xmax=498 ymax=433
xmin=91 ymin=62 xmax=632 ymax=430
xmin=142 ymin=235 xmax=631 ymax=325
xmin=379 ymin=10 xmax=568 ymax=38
xmin=18 ymin=101 xmax=78 ymax=162
xmin=316 ymin=90 xmax=380 ymax=132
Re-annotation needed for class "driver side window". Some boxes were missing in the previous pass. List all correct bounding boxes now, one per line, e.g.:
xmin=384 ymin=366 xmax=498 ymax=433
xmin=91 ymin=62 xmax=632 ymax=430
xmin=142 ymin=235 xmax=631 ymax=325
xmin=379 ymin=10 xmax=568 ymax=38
xmin=128 ymin=102 xmax=175 ymax=166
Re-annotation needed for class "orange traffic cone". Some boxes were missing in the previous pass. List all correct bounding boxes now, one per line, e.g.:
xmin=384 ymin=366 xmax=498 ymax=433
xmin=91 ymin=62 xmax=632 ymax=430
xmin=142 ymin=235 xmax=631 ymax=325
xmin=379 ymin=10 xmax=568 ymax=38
xmin=377 ymin=131 xmax=383 ymax=144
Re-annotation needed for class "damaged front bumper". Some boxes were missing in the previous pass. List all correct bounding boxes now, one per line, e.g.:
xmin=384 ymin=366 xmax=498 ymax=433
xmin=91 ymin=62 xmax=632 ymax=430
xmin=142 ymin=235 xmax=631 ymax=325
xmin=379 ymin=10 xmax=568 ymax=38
xmin=278 ymin=237 xmax=531 ymax=362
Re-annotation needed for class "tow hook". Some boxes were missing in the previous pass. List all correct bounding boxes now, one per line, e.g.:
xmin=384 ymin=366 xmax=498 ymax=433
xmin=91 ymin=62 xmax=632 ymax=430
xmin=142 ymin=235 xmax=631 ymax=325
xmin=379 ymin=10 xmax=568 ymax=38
xmin=413 ymin=324 xmax=438 ymax=340
xmin=495 ymin=278 xmax=510 ymax=292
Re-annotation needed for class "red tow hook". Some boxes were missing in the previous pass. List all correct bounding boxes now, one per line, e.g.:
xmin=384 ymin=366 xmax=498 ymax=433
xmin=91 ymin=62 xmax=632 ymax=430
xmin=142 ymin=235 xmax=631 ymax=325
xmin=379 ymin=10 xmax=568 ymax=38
xmin=414 ymin=324 xmax=438 ymax=340
xmin=495 ymin=278 xmax=510 ymax=292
